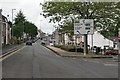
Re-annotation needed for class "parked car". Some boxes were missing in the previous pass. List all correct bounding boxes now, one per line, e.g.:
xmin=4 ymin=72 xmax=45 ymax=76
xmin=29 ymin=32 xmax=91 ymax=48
xmin=41 ymin=41 xmax=46 ymax=46
xmin=105 ymin=49 xmax=117 ymax=55
xmin=26 ymin=40 xmax=32 ymax=45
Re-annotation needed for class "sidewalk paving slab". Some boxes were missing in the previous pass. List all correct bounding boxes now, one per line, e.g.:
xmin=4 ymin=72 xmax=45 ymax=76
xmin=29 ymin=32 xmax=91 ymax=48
xmin=46 ymin=46 xmax=113 ymax=58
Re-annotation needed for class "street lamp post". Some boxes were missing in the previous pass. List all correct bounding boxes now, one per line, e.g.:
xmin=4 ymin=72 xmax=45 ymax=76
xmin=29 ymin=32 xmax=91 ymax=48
xmin=23 ymin=21 xmax=25 ymax=42
xmin=11 ymin=9 xmax=16 ymax=37
xmin=40 ymin=20 xmax=43 ymax=40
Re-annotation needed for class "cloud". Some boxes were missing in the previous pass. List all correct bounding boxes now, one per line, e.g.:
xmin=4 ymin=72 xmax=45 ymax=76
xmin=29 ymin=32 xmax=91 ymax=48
xmin=0 ymin=0 xmax=54 ymax=34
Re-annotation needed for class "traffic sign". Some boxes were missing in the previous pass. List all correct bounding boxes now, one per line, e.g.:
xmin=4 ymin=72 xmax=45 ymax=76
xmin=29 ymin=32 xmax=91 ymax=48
xmin=74 ymin=23 xmax=82 ymax=34
xmin=74 ymin=19 xmax=94 ymax=35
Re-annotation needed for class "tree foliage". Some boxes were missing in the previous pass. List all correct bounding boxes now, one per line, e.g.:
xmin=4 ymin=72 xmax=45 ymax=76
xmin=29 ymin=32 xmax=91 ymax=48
xmin=24 ymin=21 xmax=38 ymax=38
xmin=41 ymin=2 xmax=120 ymax=38
xmin=12 ymin=10 xmax=26 ymax=39
xmin=13 ymin=10 xmax=38 ymax=39
xmin=14 ymin=10 xmax=26 ymax=25
xmin=13 ymin=23 xmax=23 ymax=39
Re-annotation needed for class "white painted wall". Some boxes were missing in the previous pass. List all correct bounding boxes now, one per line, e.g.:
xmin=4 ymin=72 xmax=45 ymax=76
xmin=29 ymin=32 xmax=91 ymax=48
xmin=82 ymin=31 xmax=113 ymax=49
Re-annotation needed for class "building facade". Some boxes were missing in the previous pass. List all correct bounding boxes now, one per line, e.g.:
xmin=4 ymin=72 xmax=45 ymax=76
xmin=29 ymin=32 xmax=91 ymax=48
xmin=2 ymin=15 xmax=12 ymax=46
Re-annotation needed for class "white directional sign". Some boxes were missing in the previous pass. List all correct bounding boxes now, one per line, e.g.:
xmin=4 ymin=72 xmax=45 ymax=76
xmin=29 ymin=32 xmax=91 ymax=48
xmin=80 ymin=19 xmax=94 ymax=34
xmin=118 ymin=28 xmax=120 ymax=39
xmin=74 ymin=23 xmax=82 ymax=34
xmin=74 ymin=19 xmax=94 ymax=35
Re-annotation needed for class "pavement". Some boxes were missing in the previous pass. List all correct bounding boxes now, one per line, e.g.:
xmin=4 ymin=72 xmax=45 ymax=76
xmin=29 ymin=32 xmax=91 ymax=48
xmin=46 ymin=45 xmax=113 ymax=58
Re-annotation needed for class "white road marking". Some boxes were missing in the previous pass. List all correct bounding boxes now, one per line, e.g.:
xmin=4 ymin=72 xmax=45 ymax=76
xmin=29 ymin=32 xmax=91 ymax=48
xmin=82 ymin=59 xmax=100 ymax=63
xmin=87 ymin=60 xmax=100 ymax=63
xmin=82 ymin=59 xmax=88 ymax=61
xmin=0 ymin=46 xmax=26 ymax=62
xmin=0 ymin=48 xmax=18 ymax=58
xmin=104 ymin=63 xmax=118 ymax=67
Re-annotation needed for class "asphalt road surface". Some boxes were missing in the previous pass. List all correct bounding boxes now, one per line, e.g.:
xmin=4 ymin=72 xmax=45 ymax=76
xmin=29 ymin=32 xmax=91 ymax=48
xmin=2 ymin=40 xmax=118 ymax=78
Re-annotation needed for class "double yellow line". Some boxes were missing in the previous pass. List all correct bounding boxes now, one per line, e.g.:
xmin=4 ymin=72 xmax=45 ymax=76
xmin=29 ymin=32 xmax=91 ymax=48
xmin=0 ymin=46 xmax=26 ymax=62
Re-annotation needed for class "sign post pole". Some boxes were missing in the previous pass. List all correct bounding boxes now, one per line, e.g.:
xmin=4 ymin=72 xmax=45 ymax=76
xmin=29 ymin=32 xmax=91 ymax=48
xmin=74 ymin=19 xmax=94 ymax=56
xmin=118 ymin=28 xmax=120 ymax=54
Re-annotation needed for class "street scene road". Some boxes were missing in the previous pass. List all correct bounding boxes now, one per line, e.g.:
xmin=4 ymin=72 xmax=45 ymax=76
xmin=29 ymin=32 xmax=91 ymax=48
xmin=2 ymin=40 xmax=118 ymax=78
xmin=0 ymin=1 xmax=120 ymax=80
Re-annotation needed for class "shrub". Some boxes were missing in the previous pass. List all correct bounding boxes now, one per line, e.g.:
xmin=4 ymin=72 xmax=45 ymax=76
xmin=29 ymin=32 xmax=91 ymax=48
xmin=54 ymin=44 xmax=84 ymax=53
xmin=54 ymin=44 xmax=63 ymax=48
xmin=16 ymin=40 xmax=22 ymax=44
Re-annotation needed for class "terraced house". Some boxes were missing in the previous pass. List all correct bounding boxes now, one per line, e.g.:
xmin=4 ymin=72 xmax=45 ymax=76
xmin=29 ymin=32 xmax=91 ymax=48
xmin=1 ymin=15 xmax=12 ymax=46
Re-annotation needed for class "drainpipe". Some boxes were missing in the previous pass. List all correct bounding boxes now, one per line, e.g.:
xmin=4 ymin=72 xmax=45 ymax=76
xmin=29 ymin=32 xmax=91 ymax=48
xmin=6 ymin=22 xmax=8 ymax=44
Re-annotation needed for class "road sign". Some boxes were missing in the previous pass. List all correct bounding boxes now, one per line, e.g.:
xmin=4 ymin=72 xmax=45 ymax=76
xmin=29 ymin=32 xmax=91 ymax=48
xmin=74 ymin=23 xmax=82 ymax=34
xmin=118 ymin=28 xmax=120 ymax=39
xmin=74 ymin=19 xmax=94 ymax=35
xmin=79 ymin=19 xmax=94 ymax=35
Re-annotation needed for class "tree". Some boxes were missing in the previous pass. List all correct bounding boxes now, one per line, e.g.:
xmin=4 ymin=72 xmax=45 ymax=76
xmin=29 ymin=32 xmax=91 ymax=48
xmin=14 ymin=10 xmax=26 ymax=25
xmin=12 ymin=10 xmax=26 ymax=39
xmin=41 ymin=2 xmax=120 ymax=38
xmin=13 ymin=10 xmax=38 ymax=40
xmin=59 ymin=18 xmax=74 ymax=40
xmin=41 ymin=2 xmax=120 ymax=54
xmin=24 ymin=21 xmax=38 ymax=38
xmin=12 ymin=23 xmax=23 ymax=39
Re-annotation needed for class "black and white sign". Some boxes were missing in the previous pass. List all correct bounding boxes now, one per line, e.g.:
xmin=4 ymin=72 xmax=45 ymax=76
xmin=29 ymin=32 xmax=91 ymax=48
xmin=74 ymin=19 xmax=94 ymax=35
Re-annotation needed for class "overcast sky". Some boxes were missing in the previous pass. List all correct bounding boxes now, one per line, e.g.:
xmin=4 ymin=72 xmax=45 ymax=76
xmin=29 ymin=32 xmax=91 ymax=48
xmin=0 ymin=0 xmax=55 ymax=34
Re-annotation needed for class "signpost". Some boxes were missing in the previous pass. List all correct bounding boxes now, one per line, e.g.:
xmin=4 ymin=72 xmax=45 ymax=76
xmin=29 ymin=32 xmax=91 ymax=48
xmin=74 ymin=19 xmax=94 ymax=35
xmin=118 ymin=28 xmax=120 ymax=54
xmin=74 ymin=23 xmax=82 ymax=35
xmin=74 ymin=19 xmax=94 ymax=55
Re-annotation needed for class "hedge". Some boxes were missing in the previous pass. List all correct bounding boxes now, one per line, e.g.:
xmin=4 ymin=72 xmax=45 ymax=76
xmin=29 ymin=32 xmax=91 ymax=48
xmin=54 ymin=44 xmax=83 ymax=53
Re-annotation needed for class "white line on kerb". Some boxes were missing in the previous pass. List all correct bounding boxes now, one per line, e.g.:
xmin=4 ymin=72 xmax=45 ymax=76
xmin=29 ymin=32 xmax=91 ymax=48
xmin=0 ymin=46 xmax=26 ymax=62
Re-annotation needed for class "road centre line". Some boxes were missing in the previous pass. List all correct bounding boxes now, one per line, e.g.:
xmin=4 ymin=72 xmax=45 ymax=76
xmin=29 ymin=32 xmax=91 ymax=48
xmin=0 ymin=46 xmax=26 ymax=62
